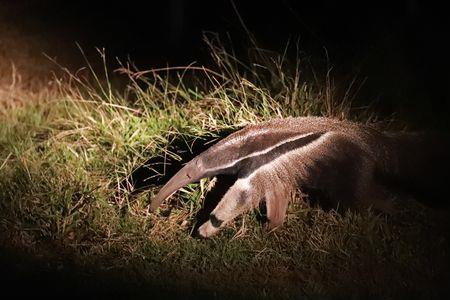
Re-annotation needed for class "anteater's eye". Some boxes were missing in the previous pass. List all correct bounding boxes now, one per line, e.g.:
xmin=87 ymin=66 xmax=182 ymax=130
xmin=195 ymin=158 xmax=202 ymax=168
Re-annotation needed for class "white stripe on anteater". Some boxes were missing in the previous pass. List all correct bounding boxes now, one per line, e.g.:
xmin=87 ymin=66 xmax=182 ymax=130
xmin=204 ymin=132 xmax=317 ymax=174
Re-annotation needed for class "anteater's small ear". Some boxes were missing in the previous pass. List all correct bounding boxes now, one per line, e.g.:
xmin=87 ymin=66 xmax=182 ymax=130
xmin=195 ymin=157 xmax=202 ymax=168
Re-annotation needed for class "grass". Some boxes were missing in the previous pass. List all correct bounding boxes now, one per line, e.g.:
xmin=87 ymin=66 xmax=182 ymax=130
xmin=0 ymin=35 xmax=449 ymax=299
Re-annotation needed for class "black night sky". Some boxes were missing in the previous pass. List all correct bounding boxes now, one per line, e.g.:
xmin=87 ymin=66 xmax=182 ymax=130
xmin=3 ymin=0 xmax=450 ymax=125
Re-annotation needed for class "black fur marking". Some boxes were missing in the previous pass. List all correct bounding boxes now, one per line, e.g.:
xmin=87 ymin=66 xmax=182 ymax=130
xmin=237 ymin=132 xmax=324 ymax=178
xmin=209 ymin=214 xmax=224 ymax=228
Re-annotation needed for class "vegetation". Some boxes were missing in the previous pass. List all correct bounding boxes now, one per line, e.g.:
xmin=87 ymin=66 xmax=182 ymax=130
xmin=0 ymin=35 xmax=448 ymax=299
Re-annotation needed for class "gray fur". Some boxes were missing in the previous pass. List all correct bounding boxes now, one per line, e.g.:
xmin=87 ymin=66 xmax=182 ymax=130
xmin=150 ymin=116 xmax=450 ymax=237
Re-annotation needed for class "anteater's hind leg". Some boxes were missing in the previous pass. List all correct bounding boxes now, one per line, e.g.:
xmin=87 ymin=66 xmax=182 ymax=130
xmin=197 ymin=178 xmax=257 ymax=237
xmin=344 ymin=158 xmax=395 ymax=214
xmin=325 ymin=157 xmax=395 ymax=214
xmin=360 ymin=180 xmax=396 ymax=214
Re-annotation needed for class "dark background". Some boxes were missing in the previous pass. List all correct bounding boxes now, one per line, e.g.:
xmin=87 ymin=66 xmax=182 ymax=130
xmin=3 ymin=0 xmax=450 ymax=122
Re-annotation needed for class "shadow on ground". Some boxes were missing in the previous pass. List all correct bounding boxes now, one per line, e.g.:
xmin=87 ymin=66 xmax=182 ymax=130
xmin=119 ymin=128 xmax=237 ymax=194
xmin=0 ymin=244 xmax=225 ymax=299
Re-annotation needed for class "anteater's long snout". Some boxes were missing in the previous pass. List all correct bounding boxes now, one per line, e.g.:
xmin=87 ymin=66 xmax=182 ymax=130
xmin=149 ymin=160 xmax=205 ymax=212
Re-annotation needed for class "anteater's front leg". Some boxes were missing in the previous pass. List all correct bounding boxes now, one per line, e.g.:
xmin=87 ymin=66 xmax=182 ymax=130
xmin=197 ymin=178 xmax=257 ymax=237
xmin=264 ymin=186 xmax=292 ymax=229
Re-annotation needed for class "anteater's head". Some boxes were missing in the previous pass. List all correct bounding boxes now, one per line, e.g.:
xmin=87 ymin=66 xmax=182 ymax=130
xmin=148 ymin=156 xmax=204 ymax=212
xmin=148 ymin=138 xmax=241 ymax=212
